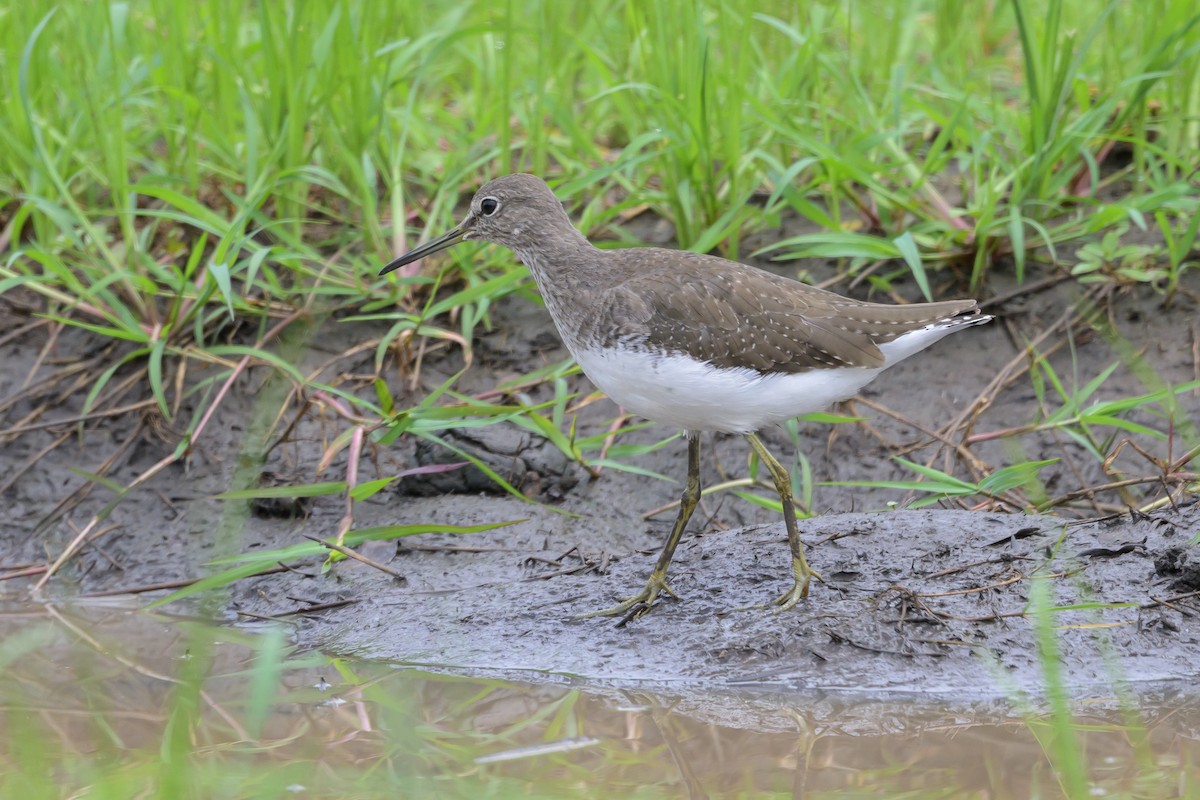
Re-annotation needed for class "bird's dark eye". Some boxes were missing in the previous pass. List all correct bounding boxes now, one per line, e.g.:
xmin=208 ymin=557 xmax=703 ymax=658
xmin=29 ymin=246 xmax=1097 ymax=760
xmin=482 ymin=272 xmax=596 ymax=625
xmin=480 ymin=197 xmax=500 ymax=216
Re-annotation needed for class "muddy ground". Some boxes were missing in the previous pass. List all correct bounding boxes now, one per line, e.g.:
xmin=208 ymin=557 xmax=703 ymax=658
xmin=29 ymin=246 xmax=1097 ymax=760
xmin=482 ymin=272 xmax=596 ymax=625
xmin=3 ymin=245 xmax=1199 ymax=729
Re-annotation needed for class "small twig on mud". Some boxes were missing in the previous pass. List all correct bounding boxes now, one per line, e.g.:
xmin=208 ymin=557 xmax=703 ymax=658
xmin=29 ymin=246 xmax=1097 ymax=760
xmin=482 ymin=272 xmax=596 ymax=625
xmin=641 ymin=477 xmax=756 ymax=519
xmin=235 ymin=610 xmax=302 ymax=625
xmin=924 ymin=554 xmax=1033 ymax=579
xmin=978 ymin=273 xmax=1074 ymax=311
xmin=261 ymin=338 xmax=377 ymax=460
xmin=276 ymin=562 xmax=322 ymax=578
xmin=520 ymin=563 xmax=597 ymax=581
xmin=30 ymin=419 xmax=146 ymax=579
xmin=825 ymin=627 xmax=947 ymax=657
xmin=523 ymin=554 xmax=571 ymax=567
xmin=642 ymin=477 xmax=811 ymax=520
xmin=529 ymin=592 xmax=591 ymax=612
xmin=1190 ymin=320 xmax=1199 ymax=396
xmin=913 ymin=637 xmax=985 ymax=647
xmin=81 ymin=526 xmax=125 ymax=570
xmin=918 ymin=571 xmax=1029 ymax=598
xmin=400 ymin=542 xmax=518 ymax=554
xmin=1146 ymin=596 xmax=1196 ymax=617
xmin=812 ymin=528 xmax=871 ymax=546
xmin=81 ymin=564 xmax=295 ymax=597
xmin=1141 ymin=590 xmax=1200 ymax=613
xmin=853 ymin=396 xmax=993 ymax=482
xmin=697 ymin=492 xmax=733 ymax=533
xmin=22 ymin=320 xmax=63 ymax=391
xmin=1 ymin=565 xmax=48 ymax=581
xmin=1049 ymin=424 xmax=1107 ymax=516
xmin=259 ymin=598 xmax=358 ymax=618
xmin=0 ymin=318 xmax=47 ymax=349
xmin=594 ymin=410 xmax=633 ymax=478
xmin=843 ymin=399 xmax=905 ymax=449
xmin=0 ymin=561 xmax=42 ymax=571
xmin=0 ymin=353 xmax=101 ymax=420
xmin=924 ymin=608 xmax=1028 ymax=624
xmin=0 ymin=398 xmax=159 ymax=438
xmin=1040 ymin=475 xmax=1195 ymax=512
xmin=303 ymin=534 xmax=405 ymax=581
xmin=0 ymin=430 xmax=71 ymax=496
xmin=1171 ymin=443 xmax=1200 ymax=474
xmin=875 ymin=584 xmax=950 ymax=626
xmin=33 ymin=419 xmax=144 ymax=537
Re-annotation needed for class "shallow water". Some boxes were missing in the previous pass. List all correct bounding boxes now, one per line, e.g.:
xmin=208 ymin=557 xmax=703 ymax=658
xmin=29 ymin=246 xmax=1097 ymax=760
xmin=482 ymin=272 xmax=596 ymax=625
xmin=1 ymin=600 xmax=1197 ymax=798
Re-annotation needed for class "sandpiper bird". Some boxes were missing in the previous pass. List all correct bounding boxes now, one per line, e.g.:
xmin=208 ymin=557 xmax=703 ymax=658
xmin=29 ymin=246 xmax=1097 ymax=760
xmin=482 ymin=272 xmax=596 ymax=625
xmin=381 ymin=174 xmax=991 ymax=619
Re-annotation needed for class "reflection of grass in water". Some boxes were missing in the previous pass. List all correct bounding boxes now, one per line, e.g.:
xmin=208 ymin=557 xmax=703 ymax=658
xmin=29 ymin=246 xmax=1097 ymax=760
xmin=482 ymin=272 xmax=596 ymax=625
xmin=1027 ymin=575 xmax=1090 ymax=798
xmin=3 ymin=610 xmax=1199 ymax=798
xmin=998 ymin=564 xmax=1192 ymax=800
xmin=0 ymin=619 xmax=665 ymax=799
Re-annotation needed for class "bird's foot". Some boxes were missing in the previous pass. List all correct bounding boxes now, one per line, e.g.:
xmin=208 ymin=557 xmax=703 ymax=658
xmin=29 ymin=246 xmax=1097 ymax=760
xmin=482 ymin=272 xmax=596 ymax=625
xmin=734 ymin=559 xmax=823 ymax=612
xmin=772 ymin=560 xmax=824 ymax=610
xmin=572 ymin=574 xmax=678 ymax=624
xmin=772 ymin=578 xmax=809 ymax=610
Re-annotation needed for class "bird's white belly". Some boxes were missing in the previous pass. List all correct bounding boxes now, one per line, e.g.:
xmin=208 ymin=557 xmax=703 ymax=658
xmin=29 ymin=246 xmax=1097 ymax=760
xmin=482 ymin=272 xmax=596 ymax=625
xmin=573 ymin=347 xmax=884 ymax=433
xmin=572 ymin=323 xmax=968 ymax=433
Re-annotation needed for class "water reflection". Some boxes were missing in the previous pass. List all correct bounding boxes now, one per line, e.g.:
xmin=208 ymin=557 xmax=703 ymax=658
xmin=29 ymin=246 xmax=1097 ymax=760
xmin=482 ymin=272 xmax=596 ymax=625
xmin=0 ymin=601 xmax=1196 ymax=798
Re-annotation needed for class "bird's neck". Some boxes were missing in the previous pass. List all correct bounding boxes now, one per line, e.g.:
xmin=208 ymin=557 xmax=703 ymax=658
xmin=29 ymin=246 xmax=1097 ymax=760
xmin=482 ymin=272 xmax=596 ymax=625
xmin=511 ymin=222 xmax=595 ymax=289
xmin=510 ymin=224 xmax=603 ymax=350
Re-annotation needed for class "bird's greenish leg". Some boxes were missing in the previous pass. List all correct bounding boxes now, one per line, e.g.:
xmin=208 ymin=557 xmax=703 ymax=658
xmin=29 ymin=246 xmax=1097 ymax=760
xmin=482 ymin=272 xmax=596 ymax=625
xmin=746 ymin=432 xmax=819 ymax=609
xmin=574 ymin=433 xmax=701 ymax=621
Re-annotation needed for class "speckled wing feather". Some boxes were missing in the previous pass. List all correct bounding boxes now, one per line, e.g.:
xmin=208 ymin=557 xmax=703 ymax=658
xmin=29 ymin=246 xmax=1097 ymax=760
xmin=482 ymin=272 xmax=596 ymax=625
xmin=602 ymin=250 xmax=979 ymax=375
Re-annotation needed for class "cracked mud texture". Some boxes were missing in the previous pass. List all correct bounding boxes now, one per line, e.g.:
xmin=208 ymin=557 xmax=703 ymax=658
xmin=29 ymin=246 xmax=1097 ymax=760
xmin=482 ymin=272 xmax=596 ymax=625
xmin=3 ymin=261 xmax=1199 ymax=729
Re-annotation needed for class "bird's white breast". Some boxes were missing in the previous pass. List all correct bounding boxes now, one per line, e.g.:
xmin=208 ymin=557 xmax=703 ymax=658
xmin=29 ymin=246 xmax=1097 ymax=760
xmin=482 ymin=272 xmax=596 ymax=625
xmin=572 ymin=322 xmax=970 ymax=434
xmin=572 ymin=347 xmax=877 ymax=433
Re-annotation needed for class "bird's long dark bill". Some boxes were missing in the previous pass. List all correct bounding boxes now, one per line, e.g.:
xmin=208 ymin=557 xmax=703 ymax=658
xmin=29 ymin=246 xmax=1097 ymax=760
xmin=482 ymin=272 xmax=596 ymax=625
xmin=378 ymin=226 xmax=467 ymax=276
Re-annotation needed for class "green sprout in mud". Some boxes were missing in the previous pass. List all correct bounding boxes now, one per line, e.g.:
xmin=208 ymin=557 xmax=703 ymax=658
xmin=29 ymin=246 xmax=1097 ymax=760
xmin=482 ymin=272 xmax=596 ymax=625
xmin=1065 ymin=209 xmax=1200 ymax=301
xmin=1070 ymin=226 xmax=1169 ymax=287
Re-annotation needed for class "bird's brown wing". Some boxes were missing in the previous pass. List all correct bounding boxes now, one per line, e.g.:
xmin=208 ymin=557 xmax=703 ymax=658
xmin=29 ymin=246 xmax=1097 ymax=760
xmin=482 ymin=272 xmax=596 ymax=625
xmin=604 ymin=250 xmax=977 ymax=375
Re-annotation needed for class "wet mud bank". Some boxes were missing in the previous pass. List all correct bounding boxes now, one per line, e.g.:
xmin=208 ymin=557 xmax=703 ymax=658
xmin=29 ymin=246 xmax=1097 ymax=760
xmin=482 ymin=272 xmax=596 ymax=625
xmin=241 ymin=504 xmax=1200 ymax=700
